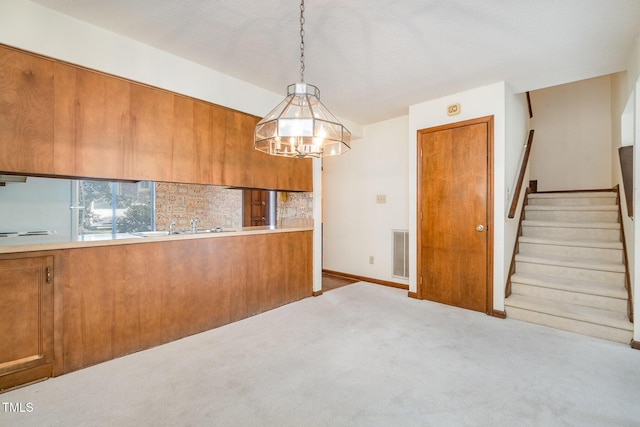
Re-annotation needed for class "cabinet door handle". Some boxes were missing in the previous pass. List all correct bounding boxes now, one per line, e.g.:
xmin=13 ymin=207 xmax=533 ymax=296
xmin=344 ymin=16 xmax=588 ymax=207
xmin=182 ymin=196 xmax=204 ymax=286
xmin=46 ymin=267 xmax=51 ymax=283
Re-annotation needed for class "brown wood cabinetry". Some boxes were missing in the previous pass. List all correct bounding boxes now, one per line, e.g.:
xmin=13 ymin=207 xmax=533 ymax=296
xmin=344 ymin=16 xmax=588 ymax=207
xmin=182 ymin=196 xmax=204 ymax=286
xmin=128 ymin=84 xmax=175 ymax=181
xmin=0 ymin=44 xmax=312 ymax=191
xmin=54 ymin=62 xmax=131 ymax=178
xmin=0 ymin=256 xmax=54 ymax=392
xmin=61 ymin=231 xmax=312 ymax=373
xmin=0 ymin=47 xmax=55 ymax=175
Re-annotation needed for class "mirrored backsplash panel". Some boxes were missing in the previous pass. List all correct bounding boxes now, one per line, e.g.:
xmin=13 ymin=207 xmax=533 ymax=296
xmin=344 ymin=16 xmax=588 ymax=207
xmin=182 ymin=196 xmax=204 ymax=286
xmin=0 ymin=177 xmax=72 ymax=236
xmin=0 ymin=176 xmax=314 ymax=242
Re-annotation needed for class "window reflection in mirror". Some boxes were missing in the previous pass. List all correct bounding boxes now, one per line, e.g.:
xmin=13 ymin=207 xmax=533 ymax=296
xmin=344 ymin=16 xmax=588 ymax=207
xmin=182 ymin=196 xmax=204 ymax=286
xmin=72 ymin=180 xmax=155 ymax=237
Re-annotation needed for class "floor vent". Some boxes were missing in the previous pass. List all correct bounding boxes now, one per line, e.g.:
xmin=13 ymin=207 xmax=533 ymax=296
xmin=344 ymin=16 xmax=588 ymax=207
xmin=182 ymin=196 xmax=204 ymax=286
xmin=393 ymin=230 xmax=409 ymax=279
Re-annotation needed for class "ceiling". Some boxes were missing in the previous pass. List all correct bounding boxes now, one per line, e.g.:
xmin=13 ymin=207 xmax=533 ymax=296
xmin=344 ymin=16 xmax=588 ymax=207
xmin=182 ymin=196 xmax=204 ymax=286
xmin=30 ymin=0 xmax=640 ymax=125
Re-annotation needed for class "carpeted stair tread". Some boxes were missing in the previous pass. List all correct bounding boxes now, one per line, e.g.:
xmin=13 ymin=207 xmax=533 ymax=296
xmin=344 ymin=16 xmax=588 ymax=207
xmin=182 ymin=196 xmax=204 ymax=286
xmin=505 ymin=294 xmax=632 ymax=331
xmin=515 ymin=253 xmax=625 ymax=273
xmin=525 ymin=204 xmax=618 ymax=211
xmin=528 ymin=192 xmax=616 ymax=199
xmin=518 ymin=236 xmax=623 ymax=250
xmin=522 ymin=220 xmax=620 ymax=229
xmin=510 ymin=272 xmax=627 ymax=299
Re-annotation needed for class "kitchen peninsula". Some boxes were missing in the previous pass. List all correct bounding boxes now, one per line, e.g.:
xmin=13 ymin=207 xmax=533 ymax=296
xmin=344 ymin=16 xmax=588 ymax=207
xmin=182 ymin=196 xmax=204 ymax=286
xmin=0 ymin=44 xmax=314 ymax=392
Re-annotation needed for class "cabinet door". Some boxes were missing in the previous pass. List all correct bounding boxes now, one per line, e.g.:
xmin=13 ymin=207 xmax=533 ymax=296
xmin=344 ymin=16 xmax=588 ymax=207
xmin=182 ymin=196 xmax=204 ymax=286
xmin=127 ymin=84 xmax=175 ymax=182
xmin=276 ymin=155 xmax=312 ymax=191
xmin=217 ymin=109 xmax=256 ymax=188
xmin=225 ymin=110 xmax=313 ymax=191
xmin=0 ymin=46 xmax=55 ymax=175
xmin=0 ymin=256 xmax=54 ymax=392
xmin=171 ymin=95 xmax=197 ymax=183
xmin=171 ymin=97 xmax=217 ymax=184
xmin=54 ymin=63 xmax=130 ymax=178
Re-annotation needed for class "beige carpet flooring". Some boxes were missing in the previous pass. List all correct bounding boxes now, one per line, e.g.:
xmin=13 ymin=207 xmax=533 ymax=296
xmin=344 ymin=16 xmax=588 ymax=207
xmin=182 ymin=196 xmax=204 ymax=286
xmin=2 ymin=282 xmax=639 ymax=426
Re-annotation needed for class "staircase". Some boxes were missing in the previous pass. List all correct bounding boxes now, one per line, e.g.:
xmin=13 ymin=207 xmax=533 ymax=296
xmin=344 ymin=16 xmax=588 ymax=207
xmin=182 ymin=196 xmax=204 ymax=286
xmin=505 ymin=190 xmax=633 ymax=344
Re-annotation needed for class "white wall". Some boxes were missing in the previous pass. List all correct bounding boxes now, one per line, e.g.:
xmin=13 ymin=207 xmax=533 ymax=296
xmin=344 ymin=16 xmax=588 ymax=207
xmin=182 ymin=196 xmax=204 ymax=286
xmin=529 ymin=76 xmax=613 ymax=191
xmin=408 ymin=81 xmax=528 ymax=312
xmin=323 ymin=116 xmax=409 ymax=284
xmin=324 ymin=83 xmax=529 ymax=310
xmin=611 ymin=33 xmax=640 ymax=342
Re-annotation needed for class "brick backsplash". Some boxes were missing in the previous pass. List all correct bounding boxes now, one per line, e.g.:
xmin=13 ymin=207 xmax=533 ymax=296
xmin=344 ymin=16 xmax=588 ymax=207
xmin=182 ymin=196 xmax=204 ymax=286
xmin=277 ymin=191 xmax=314 ymax=227
xmin=155 ymin=182 xmax=243 ymax=232
xmin=155 ymin=182 xmax=313 ymax=231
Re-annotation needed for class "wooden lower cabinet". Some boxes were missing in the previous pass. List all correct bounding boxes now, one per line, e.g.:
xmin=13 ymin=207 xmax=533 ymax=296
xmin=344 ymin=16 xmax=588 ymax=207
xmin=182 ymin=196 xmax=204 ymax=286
xmin=61 ymin=231 xmax=312 ymax=373
xmin=0 ymin=256 xmax=54 ymax=392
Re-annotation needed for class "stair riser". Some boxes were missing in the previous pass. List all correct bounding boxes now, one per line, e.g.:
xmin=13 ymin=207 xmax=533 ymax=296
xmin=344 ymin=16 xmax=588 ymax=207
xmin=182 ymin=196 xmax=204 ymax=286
xmin=516 ymin=261 xmax=624 ymax=285
xmin=505 ymin=306 xmax=632 ymax=344
xmin=518 ymin=242 xmax=622 ymax=263
xmin=521 ymin=225 xmax=619 ymax=241
xmin=510 ymin=283 xmax=628 ymax=312
xmin=527 ymin=197 xmax=616 ymax=206
xmin=525 ymin=210 xmax=618 ymax=223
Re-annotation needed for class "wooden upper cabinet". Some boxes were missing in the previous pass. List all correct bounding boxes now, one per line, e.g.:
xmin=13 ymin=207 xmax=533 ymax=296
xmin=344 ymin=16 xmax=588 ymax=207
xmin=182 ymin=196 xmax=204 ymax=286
xmin=224 ymin=111 xmax=313 ymax=191
xmin=220 ymin=110 xmax=259 ymax=188
xmin=0 ymin=44 xmax=312 ymax=191
xmin=0 ymin=45 xmax=55 ymax=175
xmin=276 ymin=153 xmax=312 ymax=191
xmin=127 ymin=84 xmax=175 ymax=182
xmin=172 ymin=96 xmax=199 ymax=183
xmin=54 ymin=63 xmax=130 ymax=178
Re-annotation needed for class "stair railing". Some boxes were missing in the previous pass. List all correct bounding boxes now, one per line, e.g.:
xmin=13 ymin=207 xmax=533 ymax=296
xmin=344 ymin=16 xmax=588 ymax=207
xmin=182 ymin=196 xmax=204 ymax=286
xmin=613 ymin=184 xmax=634 ymax=323
xmin=506 ymin=93 xmax=534 ymax=298
xmin=505 ymin=188 xmax=531 ymax=298
xmin=508 ymin=129 xmax=535 ymax=219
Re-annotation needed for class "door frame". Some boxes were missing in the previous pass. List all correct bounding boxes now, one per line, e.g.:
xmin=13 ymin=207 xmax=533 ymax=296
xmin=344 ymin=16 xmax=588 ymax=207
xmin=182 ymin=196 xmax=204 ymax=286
xmin=416 ymin=115 xmax=494 ymax=315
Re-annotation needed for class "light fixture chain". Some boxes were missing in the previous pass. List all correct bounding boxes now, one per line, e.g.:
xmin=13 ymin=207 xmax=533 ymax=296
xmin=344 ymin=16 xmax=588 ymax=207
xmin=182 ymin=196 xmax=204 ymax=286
xmin=299 ymin=0 xmax=305 ymax=82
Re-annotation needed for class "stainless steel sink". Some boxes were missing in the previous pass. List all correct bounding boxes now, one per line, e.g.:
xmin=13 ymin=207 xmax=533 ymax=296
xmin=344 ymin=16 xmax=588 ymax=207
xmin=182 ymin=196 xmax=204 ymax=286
xmin=133 ymin=228 xmax=235 ymax=237
xmin=132 ymin=231 xmax=170 ymax=237
xmin=198 ymin=227 xmax=235 ymax=234
xmin=176 ymin=228 xmax=235 ymax=234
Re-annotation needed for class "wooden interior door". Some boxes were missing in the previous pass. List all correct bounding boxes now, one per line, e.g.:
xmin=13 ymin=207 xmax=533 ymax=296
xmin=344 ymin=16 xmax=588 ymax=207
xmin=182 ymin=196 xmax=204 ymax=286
xmin=0 ymin=256 xmax=54 ymax=391
xmin=417 ymin=116 xmax=493 ymax=313
xmin=243 ymin=190 xmax=272 ymax=226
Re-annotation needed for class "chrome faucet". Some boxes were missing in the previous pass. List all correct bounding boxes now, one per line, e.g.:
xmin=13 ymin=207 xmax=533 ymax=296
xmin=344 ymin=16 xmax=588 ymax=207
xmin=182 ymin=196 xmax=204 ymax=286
xmin=190 ymin=218 xmax=199 ymax=233
xmin=168 ymin=221 xmax=176 ymax=235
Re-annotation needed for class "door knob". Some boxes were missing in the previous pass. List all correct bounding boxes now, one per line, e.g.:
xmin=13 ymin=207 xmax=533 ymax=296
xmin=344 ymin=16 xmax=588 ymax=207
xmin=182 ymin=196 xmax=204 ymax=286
xmin=475 ymin=224 xmax=484 ymax=232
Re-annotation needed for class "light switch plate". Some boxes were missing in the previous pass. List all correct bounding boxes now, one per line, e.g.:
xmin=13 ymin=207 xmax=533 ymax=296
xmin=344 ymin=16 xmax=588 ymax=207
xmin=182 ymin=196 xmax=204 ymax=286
xmin=376 ymin=194 xmax=387 ymax=204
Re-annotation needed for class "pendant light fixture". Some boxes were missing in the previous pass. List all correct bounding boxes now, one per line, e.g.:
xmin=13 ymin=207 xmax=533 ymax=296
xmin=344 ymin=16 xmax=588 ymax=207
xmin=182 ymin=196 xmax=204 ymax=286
xmin=254 ymin=0 xmax=351 ymax=158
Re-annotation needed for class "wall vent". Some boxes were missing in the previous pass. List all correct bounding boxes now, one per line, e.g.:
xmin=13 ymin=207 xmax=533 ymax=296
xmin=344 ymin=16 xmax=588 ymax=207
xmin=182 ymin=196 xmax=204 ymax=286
xmin=392 ymin=230 xmax=409 ymax=279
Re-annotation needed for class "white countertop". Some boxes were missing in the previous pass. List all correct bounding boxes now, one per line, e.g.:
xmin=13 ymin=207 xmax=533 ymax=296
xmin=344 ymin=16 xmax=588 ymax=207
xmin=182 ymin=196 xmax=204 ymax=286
xmin=0 ymin=226 xmax=313 ymax=254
